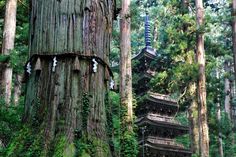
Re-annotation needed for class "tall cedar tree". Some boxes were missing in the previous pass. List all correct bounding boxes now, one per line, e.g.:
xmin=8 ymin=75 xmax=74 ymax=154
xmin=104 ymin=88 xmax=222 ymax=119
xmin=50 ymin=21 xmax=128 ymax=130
xmin=1 ymin=0 xmax=17 ymax=105
xmin=120 ymin=0 xmax=136 ymax=156
xmin=195 ymin=0 xmax=210 ymax=156
xmin=22 ymin=0 xmax=114 ymax=156
xmin=216 ymin=68 xmax=224 ymax=157
xmin=120 ymin=0 xmax=132 ymax=124
xmin=233 ymin=0 xmax=236 ymax=82
xmin=180 ymin=0 xmax=200 ymax=154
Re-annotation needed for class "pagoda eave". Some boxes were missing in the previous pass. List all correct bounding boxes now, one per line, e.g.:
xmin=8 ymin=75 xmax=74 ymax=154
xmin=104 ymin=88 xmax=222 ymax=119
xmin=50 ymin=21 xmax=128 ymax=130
xmin=148 ymin=92 xmax=178 ymax=106
xmin=136 ymin=116 xmax=189 ymax=132
xmin=141 ymin=142 xmax=192 ymax=157
xmin=132 ymin=47 xmax=156 ymax=61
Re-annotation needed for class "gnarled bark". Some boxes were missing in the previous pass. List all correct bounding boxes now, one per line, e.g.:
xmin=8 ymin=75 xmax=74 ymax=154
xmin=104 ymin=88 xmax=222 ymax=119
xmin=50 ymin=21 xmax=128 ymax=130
xmin=22 ymin=0 xmax=114 ymax=156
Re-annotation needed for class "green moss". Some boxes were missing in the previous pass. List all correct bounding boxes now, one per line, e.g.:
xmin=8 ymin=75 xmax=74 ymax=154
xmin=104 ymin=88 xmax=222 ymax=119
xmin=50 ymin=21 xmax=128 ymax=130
xmin=52 ymin=136 xmax=67 ymax=157
xmin=74 ymin=134 xmax=110 ymax=157
xmin=0 ymin=54 xmax=10 ymax=62
xmin=63 ymin=143 xmax=76 ymax=157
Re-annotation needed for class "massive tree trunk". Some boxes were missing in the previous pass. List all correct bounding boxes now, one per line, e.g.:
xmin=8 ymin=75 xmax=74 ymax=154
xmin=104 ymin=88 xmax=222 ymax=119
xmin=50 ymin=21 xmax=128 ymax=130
xmin=1 ymin=0 xmax=17 ymax=105
xmin=120 ymin=0 xmax=132 ymax=126
xmin=195 ymin=0 xmax=209 ymax=156
xmin=20 ymin=1 xmax=114 ymax=156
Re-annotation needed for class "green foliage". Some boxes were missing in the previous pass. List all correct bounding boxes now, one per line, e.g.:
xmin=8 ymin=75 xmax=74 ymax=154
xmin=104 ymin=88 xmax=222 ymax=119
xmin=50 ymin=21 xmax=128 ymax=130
xmin=74 ymin=134 xmax=110 ymax=157
xmin=0 ymin=55 xmax=10 ymax=62
xmin=120 ymin=130 xmax=138 ymax=157
xmin=175 ymin=112 xmax=189 ymax=126
xmin=4 ymin=126 xmax=45 ymax=157
xmin=0 ymin=97 xmax=24 ymax=152
xmin=109 ymin=91 xmax=121 ymax=155
xmin=120 ymin=98 xmax=138 ymax=157
xmin=175 ymin=134 xmax=190 ymax=149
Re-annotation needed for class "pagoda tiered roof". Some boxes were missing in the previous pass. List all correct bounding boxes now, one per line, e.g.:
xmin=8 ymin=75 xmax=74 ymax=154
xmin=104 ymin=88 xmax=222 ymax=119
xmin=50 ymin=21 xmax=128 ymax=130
xmin=136 ymin=113 xmax=182 ymax=125
xmin=133 ymin=47 xmax=156 ymax=61
xmin=138 ymin=136 xmax=192 ymax=157
xmin=148 ymin=92 xmax=177 ymax=106
xmin=136 ymin=114 xmax=189 ymax=137
xmin=136 ymin=92 xmax=179 ymax=116
xmin=134 ymin=13 xmax=191 ymax=157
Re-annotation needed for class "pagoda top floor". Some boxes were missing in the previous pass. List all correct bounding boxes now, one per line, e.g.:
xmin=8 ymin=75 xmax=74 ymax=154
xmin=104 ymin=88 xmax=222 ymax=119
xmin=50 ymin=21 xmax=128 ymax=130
xmin=132 ymin=47 xmax=157 ymax=73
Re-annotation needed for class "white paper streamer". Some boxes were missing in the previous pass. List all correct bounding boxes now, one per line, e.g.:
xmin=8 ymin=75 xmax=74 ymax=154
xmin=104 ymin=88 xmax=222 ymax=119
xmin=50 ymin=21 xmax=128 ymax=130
xmin=52 ymin=57 xmax=57 ymax=72
xmin=92 ymin=58 xmax=98 ymax=73
xmin=26 ymin=62 xmax=31 ymax=74
xmin=110 ymin=78 xmax=115 ymax=90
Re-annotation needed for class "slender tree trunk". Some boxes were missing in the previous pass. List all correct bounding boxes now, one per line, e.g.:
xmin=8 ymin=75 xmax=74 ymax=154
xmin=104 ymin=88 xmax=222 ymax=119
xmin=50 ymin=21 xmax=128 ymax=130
xmin=195 ymin=0 xmax=209 ymax=156
xmin=217 ymin=101 xmax=224 ymax=157
xmin=1 ymin=0 xmax=17 ymax=105
xmin=224 ymin=61 xmax=231 ymax=119
xmin=13 ymin=74 xmax=22 ymax=105
xmin=120 ymin=0 xmax=137 ymax=156
xmin=120 ymin=0 xmax=133 ymax=125
xmin=21 ymin=1 xmax=114 ymax=156
xmin=188 ymin=83 xmax=200 ymax=155
xmin=153 ymin=20 xmax=158 ymax=48
xmin=232 ymin=0 xmax=236 ymax=82
xmin=216 ymin=68 xmax=224 ymax=157
xmin=181 ymin=0 xmax=200 ymax=154
xmin=232 ymin=0 xmax=236 ymax=130
xmin=230 ymin=80 xmax=236 ymax=127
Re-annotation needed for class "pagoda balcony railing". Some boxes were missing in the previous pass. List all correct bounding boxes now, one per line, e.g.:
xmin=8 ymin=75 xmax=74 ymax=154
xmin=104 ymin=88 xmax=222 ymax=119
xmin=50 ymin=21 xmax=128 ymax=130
xmin=137 ymin=113 xmax=182 ymax=125
xmin=144 ymin=136 xmax=185 ymax=148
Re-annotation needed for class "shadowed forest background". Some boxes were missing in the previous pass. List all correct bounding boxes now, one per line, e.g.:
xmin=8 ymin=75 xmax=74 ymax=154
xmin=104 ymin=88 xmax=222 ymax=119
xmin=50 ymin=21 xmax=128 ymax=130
xmin=0 ymin=0 xmax=236 ymax=157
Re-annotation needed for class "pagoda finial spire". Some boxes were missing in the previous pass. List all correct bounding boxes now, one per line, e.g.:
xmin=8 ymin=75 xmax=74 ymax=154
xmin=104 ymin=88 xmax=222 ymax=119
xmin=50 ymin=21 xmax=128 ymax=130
xmin=145 ymin=12 xmax=151 ymax=48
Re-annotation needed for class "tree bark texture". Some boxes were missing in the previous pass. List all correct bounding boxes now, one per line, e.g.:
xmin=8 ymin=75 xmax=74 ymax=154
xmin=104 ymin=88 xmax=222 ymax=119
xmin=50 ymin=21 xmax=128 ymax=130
xmin=1 ymin=0 xmax=17 ymax=105
xmin=224 ymin=61 xmax=231 ymax=119
xmin=181 ymin=1 xmax=200 ymax=154
xmin=195 ymin=0 xmax=210 ymax=156
xmin=232 ymin=0 xmax=236 ymax=82
xmin=188 ymin=83 xmax=200 ymax=155
xmin=120 ymin=0 xmax=133 ymax=124
xmin=217 ymin=102 xmax=224 ymax=157
xmin=153 ymin=20 xmax=158 ymax=48
xmin=13 ymin=74 xmax=23 ymax=105
xmin=216 ymin=69 xmax=224 ymax=157
xmin=23 ymin=0 xmax=114 ymax=156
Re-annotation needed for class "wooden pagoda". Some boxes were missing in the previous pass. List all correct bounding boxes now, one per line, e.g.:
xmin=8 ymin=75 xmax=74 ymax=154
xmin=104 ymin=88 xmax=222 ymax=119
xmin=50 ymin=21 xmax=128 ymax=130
xmin=132 ymin=14 xmax=192 ymax=157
